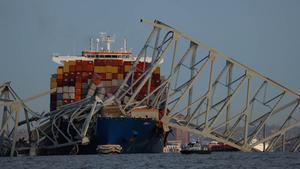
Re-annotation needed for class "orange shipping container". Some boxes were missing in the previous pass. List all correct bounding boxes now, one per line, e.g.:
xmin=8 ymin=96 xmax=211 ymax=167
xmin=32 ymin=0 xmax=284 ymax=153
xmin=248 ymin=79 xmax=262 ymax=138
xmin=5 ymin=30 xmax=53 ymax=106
xmin=63 ymin=62 xmax=70 ymax=73
xmin=124 ymin=65 xmax=131 ymax=72
xmin=57 ymin=66 xmax=63 ymax=75
xmin=57 ymin=74 xmax=63 ymax=80
xmin=154 ymin=67 xmax=160 ymax=74
xmin=75 ymin=95 xmax=81 ymax=101
xmin=75 ymin=82 xmax=81 ymax=89
xmin=106 ymin=72 xmax=112 ymax=80
xmin=117 ymin=74 xmax=124 ymax=80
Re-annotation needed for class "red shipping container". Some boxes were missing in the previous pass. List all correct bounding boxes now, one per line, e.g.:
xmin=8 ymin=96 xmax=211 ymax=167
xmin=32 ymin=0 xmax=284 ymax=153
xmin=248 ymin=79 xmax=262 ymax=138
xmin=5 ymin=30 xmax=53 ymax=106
xmin=86 ymin=64 xmax=94 ymax=72
xmin=75 ymin=95 xmax=81 ymax=101
xmin=124 ymin=61 xmax=133 ymax=65
xmin=63 ymin=78 xmax=69 ymax=86
xmin=57 ymin=79 xmax=63 ymax=87
xmin=69 ymin=72 xmax=76 ymax=78
xmin=111 ymin=59 xmax=122 ymax=66
xmin=152 ymin=74 xmax=160 ymax=80
xmin=118 ymin=66 xmax=123 ymax=73
xmin=69 ymin=78 xmax=75 ymax=86
xmin=94 ymin=59 xmax=106 ymax=66
xmin=97 ymin=73 xmax=106 ymax=80
xmin=75 ymin=82 xmax=81 ymax=89
xmin=75 ymin=75 xmax=82 ymax=82
xmin=69 ymin=65 xmax=76 ymax=72
xmin=112 ymin=73 xmax=118 ymax=79
xmin=82 ymin=72 xmax=89 ymax=80
xmin=117 ymin=59 xmax=123 ymax=66
xmin=63 ymin=73 xmax=69 ymax=78
xmin=134 ymin=72 xmax=142 ymax=80
xmin=75 ymin=88 xmax=81 ymax=94
xmin=106 ymin=59 xmax=112 ymax=65
xmin=136 ymin=63 xmax=146 ymax=72
xmin=82 ymin=61 xmax=88 ymax=70
xmin=75 ymin=65 xmax=82 ymax=72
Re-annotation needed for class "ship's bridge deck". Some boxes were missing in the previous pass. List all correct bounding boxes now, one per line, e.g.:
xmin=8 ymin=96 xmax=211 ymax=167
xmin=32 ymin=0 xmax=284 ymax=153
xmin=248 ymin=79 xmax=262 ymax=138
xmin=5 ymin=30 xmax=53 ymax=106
xmin=52 ymin=52 xmax=162 ymax=65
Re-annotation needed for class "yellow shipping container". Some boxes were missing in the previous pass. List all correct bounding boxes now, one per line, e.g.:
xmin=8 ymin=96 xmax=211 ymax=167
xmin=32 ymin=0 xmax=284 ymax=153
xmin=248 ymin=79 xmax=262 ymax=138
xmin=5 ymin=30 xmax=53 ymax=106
xmin=69 ymin=60 xmax=76 ymax=65
xmin=117 ymin=74 xmax=124 ymax=80
xmin=63 ymin=61 xmax=69 ymax=73
xmin=106 ymin=65 xmax=112 ymax=73
xmin=106 ymin=72 xmax=112 ymax=80
xmin=154 ymin=67 xmax=160 ymax=74
xmin=94 ymin=66 xmax=106 ymax=73
xmin=50 ymin=78 xmax=57 ymax=89
xmin=111 ymin=66 xmax=118 ymax=73
xmin=124 ymin=65 xmax=131 ymax=72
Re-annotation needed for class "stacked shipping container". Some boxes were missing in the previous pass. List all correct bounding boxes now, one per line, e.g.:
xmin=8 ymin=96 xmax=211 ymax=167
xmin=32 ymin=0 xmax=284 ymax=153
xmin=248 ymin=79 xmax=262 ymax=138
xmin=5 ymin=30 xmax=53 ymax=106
xmin=50 ymin=59 xmax=161 ymax=111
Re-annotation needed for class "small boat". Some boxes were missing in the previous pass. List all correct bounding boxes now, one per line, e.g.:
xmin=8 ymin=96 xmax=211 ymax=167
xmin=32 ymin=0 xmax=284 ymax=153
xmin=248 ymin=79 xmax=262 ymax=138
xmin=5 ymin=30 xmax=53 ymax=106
xmin=96 ymin=144 xmax=122 ymax=154
xmin=180 ymin=142 xmax=211 ymax=154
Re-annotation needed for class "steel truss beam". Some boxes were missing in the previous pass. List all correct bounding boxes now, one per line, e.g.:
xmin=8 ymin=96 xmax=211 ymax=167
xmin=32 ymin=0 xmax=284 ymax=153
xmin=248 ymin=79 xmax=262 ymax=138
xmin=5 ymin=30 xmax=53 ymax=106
xmin=115 ymin=19 xmax=300 ymax=152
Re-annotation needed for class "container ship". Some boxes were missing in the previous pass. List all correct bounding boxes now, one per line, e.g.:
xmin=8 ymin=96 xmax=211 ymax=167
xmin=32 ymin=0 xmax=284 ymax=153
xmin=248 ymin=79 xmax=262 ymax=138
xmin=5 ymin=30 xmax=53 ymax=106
xmin=48 ymin=34 xmax=167 ymax=154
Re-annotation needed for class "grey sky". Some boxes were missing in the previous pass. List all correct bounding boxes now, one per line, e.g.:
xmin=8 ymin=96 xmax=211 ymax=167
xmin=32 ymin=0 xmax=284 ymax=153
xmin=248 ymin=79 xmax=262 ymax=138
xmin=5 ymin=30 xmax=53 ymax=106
xmin=0 ymin=0 xmax=299 ymax=111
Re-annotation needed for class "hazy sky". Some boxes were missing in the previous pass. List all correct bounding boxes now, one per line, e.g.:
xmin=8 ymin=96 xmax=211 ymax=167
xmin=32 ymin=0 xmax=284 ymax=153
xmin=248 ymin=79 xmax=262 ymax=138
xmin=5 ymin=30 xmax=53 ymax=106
xmin=0 ymin=0 xmax=300 ymax=111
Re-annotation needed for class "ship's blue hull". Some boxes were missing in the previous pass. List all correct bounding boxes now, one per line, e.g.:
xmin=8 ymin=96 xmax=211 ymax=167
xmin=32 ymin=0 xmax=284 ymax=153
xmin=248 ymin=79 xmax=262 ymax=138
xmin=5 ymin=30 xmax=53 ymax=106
xmin=95 ymin=117 xmax=164 ymax=153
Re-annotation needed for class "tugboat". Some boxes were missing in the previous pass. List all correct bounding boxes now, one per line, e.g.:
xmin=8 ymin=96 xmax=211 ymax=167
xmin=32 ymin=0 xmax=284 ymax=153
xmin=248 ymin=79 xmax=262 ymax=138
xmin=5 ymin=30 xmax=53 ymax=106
xmin=180 ymin=142 xmax=211 ymax=154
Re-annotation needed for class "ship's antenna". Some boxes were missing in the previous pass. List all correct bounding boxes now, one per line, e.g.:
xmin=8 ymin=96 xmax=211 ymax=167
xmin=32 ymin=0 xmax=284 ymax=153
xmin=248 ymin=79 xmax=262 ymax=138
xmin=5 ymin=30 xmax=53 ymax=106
xmin=90 ymin=38 xmax=93 ymax=51
xmin=96 ymin=38 xmax=100 ymax=51
xmin=123 ymin=38 xmax=127 ymax=52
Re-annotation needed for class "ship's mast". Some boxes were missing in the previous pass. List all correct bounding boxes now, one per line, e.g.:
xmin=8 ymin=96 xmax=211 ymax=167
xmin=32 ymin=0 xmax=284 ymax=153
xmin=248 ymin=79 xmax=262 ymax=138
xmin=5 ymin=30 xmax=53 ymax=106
xmin=100 ymin=32 xmax=115 ymax=52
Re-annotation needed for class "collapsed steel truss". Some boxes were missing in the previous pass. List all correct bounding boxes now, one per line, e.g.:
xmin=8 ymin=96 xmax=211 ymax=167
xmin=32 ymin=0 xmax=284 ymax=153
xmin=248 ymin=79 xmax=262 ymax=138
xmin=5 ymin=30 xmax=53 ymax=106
xmin=1 ymin=20 xmax=300 ymax=156
xmin=0 ymin=82 xmax=107 ymax=156
xmin=115 ymin=20 xmax=300 ymax=152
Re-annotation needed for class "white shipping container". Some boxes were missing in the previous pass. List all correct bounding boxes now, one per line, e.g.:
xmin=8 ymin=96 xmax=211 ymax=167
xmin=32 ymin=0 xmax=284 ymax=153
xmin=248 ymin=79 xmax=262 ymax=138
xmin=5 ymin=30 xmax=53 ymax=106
xmin=103 ymin=81 xmax=112 ymax=87
xmin=63 ymin=86 xmax=69 ymax=93
xmin=63 ymin=93 xmax=69 ymax=99
xmin=69 ymin=86 xmax=75 ymax=93
xmin=117 ymin=80 xmax=123 ymax=86
xmin=57 ymin=87 xmax=63 ymax=93
xmin=97 ymin=82 xmax=104 ymax=88
xmin=112 ymin=80 xmax=118 ymax=86
xmin=69 ymin=93 xmax=75 ymax=99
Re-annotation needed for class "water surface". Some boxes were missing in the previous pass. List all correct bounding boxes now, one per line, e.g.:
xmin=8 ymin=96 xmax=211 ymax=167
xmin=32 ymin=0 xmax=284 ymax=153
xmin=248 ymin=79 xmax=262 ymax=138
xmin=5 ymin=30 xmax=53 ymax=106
xmin=1 ymin=152 xmax=299 ymax=169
